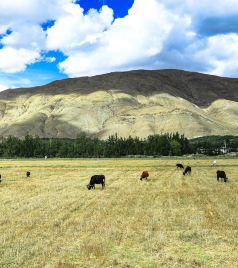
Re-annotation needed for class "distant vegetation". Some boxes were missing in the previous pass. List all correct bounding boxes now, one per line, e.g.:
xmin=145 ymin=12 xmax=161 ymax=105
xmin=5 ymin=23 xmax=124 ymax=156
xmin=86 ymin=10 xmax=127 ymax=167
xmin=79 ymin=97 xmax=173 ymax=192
xmin=0 ymin=133 xmax=237 ymax=158
xmin=190 ymin=135 xmax=238 ymax=155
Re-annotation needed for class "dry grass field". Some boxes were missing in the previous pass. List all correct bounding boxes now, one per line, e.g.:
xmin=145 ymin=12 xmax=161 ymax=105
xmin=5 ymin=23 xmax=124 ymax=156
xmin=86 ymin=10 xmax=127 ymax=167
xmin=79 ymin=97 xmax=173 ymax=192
xmin=0 ymin=158 xmax=238 ymax=268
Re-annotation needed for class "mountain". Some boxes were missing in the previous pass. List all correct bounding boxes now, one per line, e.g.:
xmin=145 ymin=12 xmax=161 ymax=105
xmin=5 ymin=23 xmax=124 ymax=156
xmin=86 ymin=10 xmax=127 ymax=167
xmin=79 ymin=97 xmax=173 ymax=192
xmin=0 ymin=69 xmax=237 ymax=139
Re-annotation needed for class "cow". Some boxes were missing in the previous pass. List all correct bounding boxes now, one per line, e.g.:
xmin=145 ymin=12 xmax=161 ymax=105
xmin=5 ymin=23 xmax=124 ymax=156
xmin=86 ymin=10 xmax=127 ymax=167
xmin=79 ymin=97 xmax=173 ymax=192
xmin=140 ymin=171 xmax=149 ymax=181
xmin=216 ymin=170 xmax=228 ymax=182
xmin=183 ymin=166 xmax=191 ymax=176
xmin=87 ymin=175 xmax=105 ymax=190
xmin=26 ymin=171 xmax=31 ymax=178
xmin=176 ymin=163 xmax=184 ymax=169
xmin=0 ymin=174 xmax=1 ymax=183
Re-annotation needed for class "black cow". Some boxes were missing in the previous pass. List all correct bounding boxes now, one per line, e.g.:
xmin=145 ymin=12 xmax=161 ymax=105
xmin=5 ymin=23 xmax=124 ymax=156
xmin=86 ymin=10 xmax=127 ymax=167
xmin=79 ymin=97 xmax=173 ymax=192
xmin=176 ymin=163 xmax=184 ymax=169
xmin=0 ymin=174 xmax=1 ymax=183
xmin=216 ymin=170 xmax=228 ymax=182
xmin=26 ymin=171 xmax=31 ymax=178
xmin=183 ymin=166 xmax=191 ymax=176
xmin=87 ymin=175 xmax=105 ymax=190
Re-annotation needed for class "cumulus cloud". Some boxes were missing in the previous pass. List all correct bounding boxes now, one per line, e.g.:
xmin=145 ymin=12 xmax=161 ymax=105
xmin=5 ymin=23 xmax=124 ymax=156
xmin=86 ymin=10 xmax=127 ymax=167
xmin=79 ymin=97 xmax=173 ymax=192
xmin=1 ymin=24 xmax=45 ymax=50
xmin=195 ymin=34 xmax=238 ymax=77
xmin=1 ymin=0 xmax=238 ymax=80
xmin=160 ymin=0 xmax=238 ymax=18
xmin=59 ymin=0 xmax=180 ymax=76
xmin=184 ymin=0 xmax=238 ymax=17
xmin=0 ymin=0 xmax=70 ymax=25
xmin=46 ymin=4 xmax=114 ymax=54
xmin=0 ymin=0 xmax=72 ymax=74
xmin=57 ymin=0 xmax=238 ymax=78
xmin=0 ymin=47 xmax=40 ymax=73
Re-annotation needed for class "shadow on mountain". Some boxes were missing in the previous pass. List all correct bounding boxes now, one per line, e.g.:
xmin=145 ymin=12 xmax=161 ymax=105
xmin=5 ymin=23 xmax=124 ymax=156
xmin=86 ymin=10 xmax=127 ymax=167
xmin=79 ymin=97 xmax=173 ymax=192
xmin=0 ymin=113 xmax=84 ymax=139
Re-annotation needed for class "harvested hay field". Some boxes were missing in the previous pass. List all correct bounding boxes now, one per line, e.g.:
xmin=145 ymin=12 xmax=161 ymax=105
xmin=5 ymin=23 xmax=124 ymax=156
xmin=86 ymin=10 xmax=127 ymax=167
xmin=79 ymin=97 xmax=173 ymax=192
xmin=0 ymin=158 xmax=238 ymax=268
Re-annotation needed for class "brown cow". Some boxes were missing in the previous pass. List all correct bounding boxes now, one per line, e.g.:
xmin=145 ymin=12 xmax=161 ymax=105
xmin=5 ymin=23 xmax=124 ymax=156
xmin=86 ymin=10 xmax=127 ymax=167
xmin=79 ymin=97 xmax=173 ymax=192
xmin=140 ymin=171 xmax=149 ymax=181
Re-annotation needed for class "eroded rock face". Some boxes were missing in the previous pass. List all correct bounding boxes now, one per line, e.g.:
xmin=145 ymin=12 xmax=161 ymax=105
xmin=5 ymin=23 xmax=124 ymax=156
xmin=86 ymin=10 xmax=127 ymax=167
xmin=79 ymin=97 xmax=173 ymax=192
xmin=0 ymin=70 xmax=237 ymax=139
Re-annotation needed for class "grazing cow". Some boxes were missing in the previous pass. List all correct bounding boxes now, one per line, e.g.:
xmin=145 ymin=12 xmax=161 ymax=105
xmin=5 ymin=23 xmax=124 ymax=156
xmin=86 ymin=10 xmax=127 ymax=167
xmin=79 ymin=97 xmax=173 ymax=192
xmin=26 ymin=171 xmax=31 ymax=178
xmin=216 ymin=170 xmax=228 ymax=182
xmin=87 ymin=175 xmax=105 ymax=190
xmin=183 ymin=166 xmax=191 ymax=176
xmin=140 ymin=171 xmax=149 ymax=180
xmin=176 ymin=163 xmax=184 ymax=169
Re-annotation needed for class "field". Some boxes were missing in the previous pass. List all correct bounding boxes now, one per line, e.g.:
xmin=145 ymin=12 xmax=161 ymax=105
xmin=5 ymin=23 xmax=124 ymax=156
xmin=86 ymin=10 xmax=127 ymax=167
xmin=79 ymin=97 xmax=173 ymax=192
xmin=0 ymin=158 xmax=238 ymax=268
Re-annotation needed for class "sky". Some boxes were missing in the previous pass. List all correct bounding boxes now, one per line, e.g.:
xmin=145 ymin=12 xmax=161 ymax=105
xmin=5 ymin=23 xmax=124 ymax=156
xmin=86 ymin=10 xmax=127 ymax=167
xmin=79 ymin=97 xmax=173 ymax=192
xmin=0 ymin=0 xmax=238 ymax=90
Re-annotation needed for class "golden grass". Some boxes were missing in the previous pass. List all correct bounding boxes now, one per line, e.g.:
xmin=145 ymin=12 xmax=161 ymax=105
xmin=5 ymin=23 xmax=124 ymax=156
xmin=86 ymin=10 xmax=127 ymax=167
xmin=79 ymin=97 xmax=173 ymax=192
xmin=0 ymin=158 xmax=238 ymax=268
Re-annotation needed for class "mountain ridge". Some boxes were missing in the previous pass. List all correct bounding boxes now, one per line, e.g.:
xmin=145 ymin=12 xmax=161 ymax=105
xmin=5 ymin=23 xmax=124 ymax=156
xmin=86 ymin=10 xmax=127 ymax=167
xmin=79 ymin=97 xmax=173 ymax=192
xmin=0 ymin=69 xmax=237 ymax=139
xmin=1 ymin=69 xmax=238 ymax=106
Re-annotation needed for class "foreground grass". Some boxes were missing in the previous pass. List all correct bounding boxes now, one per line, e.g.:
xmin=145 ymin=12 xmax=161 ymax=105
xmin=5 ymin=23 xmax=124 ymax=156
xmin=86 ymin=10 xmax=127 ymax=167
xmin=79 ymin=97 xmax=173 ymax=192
xmin=0 ymin=158 xmax=238 ymax=268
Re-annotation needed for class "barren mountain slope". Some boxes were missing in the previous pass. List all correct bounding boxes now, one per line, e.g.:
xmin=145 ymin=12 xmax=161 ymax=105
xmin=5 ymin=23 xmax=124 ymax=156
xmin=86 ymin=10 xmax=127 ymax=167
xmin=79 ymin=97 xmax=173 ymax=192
xmin=0 ymin=70 xmax=237 ymax=139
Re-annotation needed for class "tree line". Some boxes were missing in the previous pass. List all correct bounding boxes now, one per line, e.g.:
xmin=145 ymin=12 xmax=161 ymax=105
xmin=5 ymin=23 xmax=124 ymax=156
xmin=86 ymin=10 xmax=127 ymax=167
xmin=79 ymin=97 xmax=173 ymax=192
xmin=0 ymin=133 xmax=237 ymax=158
xmin=190 ymin=135 xmax=238 ymax=155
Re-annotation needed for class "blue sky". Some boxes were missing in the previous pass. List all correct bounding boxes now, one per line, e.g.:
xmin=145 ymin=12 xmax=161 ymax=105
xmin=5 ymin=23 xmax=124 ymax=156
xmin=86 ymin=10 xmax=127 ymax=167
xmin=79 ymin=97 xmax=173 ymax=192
xmin=0 ymin=0 xmax=238 ymax=90
xmin=78 ymin=0 xmax=134 ymax=17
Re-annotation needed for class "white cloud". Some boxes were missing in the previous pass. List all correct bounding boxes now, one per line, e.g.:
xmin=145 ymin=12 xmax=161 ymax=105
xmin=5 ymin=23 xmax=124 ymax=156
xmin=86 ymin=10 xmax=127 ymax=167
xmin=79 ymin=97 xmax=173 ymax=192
xmin=59 ymin=0 xmax=180 ymax=77
xmin=1 ymin=0 xmax=238 ymax=79
xmin=161 ymin=0 xmax=238 ymax=18
xmin=44 ymin=57 xmax=56 ymax=63
xmin=186 ymin=0 xmax=238 ymax=17
xmin=1 ymin=24 xmax=45 ymax=50
xmin=0 ymin=0 xmax=72 ymax=73
xmin=0 ymin=47 xmax=40 ymax=73
xmin=0 ymin=0 xmax=114 ymax=75
xmin=0 ymin=0 xmax=70 ymax=25
xmin=0 ymin=84 xmax=9 ymax=91
xmin=46 ymin=4 xmax=114 ymax=54
xmin=195 ymin=34 xmax=238 ymax=76
xmin=57 ymin=0 xmax=238 ymax=78
xmin=0 ymin=25 xmax=9 ymax=35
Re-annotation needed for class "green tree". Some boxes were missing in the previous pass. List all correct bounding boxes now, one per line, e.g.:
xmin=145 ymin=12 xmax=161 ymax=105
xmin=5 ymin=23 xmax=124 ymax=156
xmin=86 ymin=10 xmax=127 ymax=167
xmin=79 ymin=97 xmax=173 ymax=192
xmin=170 ymin=139 xmax=182 ymax=155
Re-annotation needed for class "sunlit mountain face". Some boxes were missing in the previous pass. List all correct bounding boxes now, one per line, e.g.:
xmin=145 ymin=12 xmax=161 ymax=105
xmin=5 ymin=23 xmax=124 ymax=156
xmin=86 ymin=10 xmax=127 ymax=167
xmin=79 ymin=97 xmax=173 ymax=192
xmin=0 ymin=69 xmax=237 ymax=139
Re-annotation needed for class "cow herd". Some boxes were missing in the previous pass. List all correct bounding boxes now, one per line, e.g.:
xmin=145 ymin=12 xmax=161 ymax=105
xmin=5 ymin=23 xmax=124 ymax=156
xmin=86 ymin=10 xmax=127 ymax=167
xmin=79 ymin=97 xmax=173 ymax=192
xmin=0 ymin=163 xmax=229 ymax=189
xmin=86 ymin=162 xmax=229 ymax=190
xmin=175 ymin=163 xmax=228 ymax=182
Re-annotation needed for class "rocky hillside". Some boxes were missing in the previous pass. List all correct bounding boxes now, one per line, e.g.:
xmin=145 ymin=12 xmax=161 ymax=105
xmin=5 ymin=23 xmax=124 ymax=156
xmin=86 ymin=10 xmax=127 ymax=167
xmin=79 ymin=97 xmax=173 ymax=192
xmin=0 ymin=69 xmax=237 ymax=139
